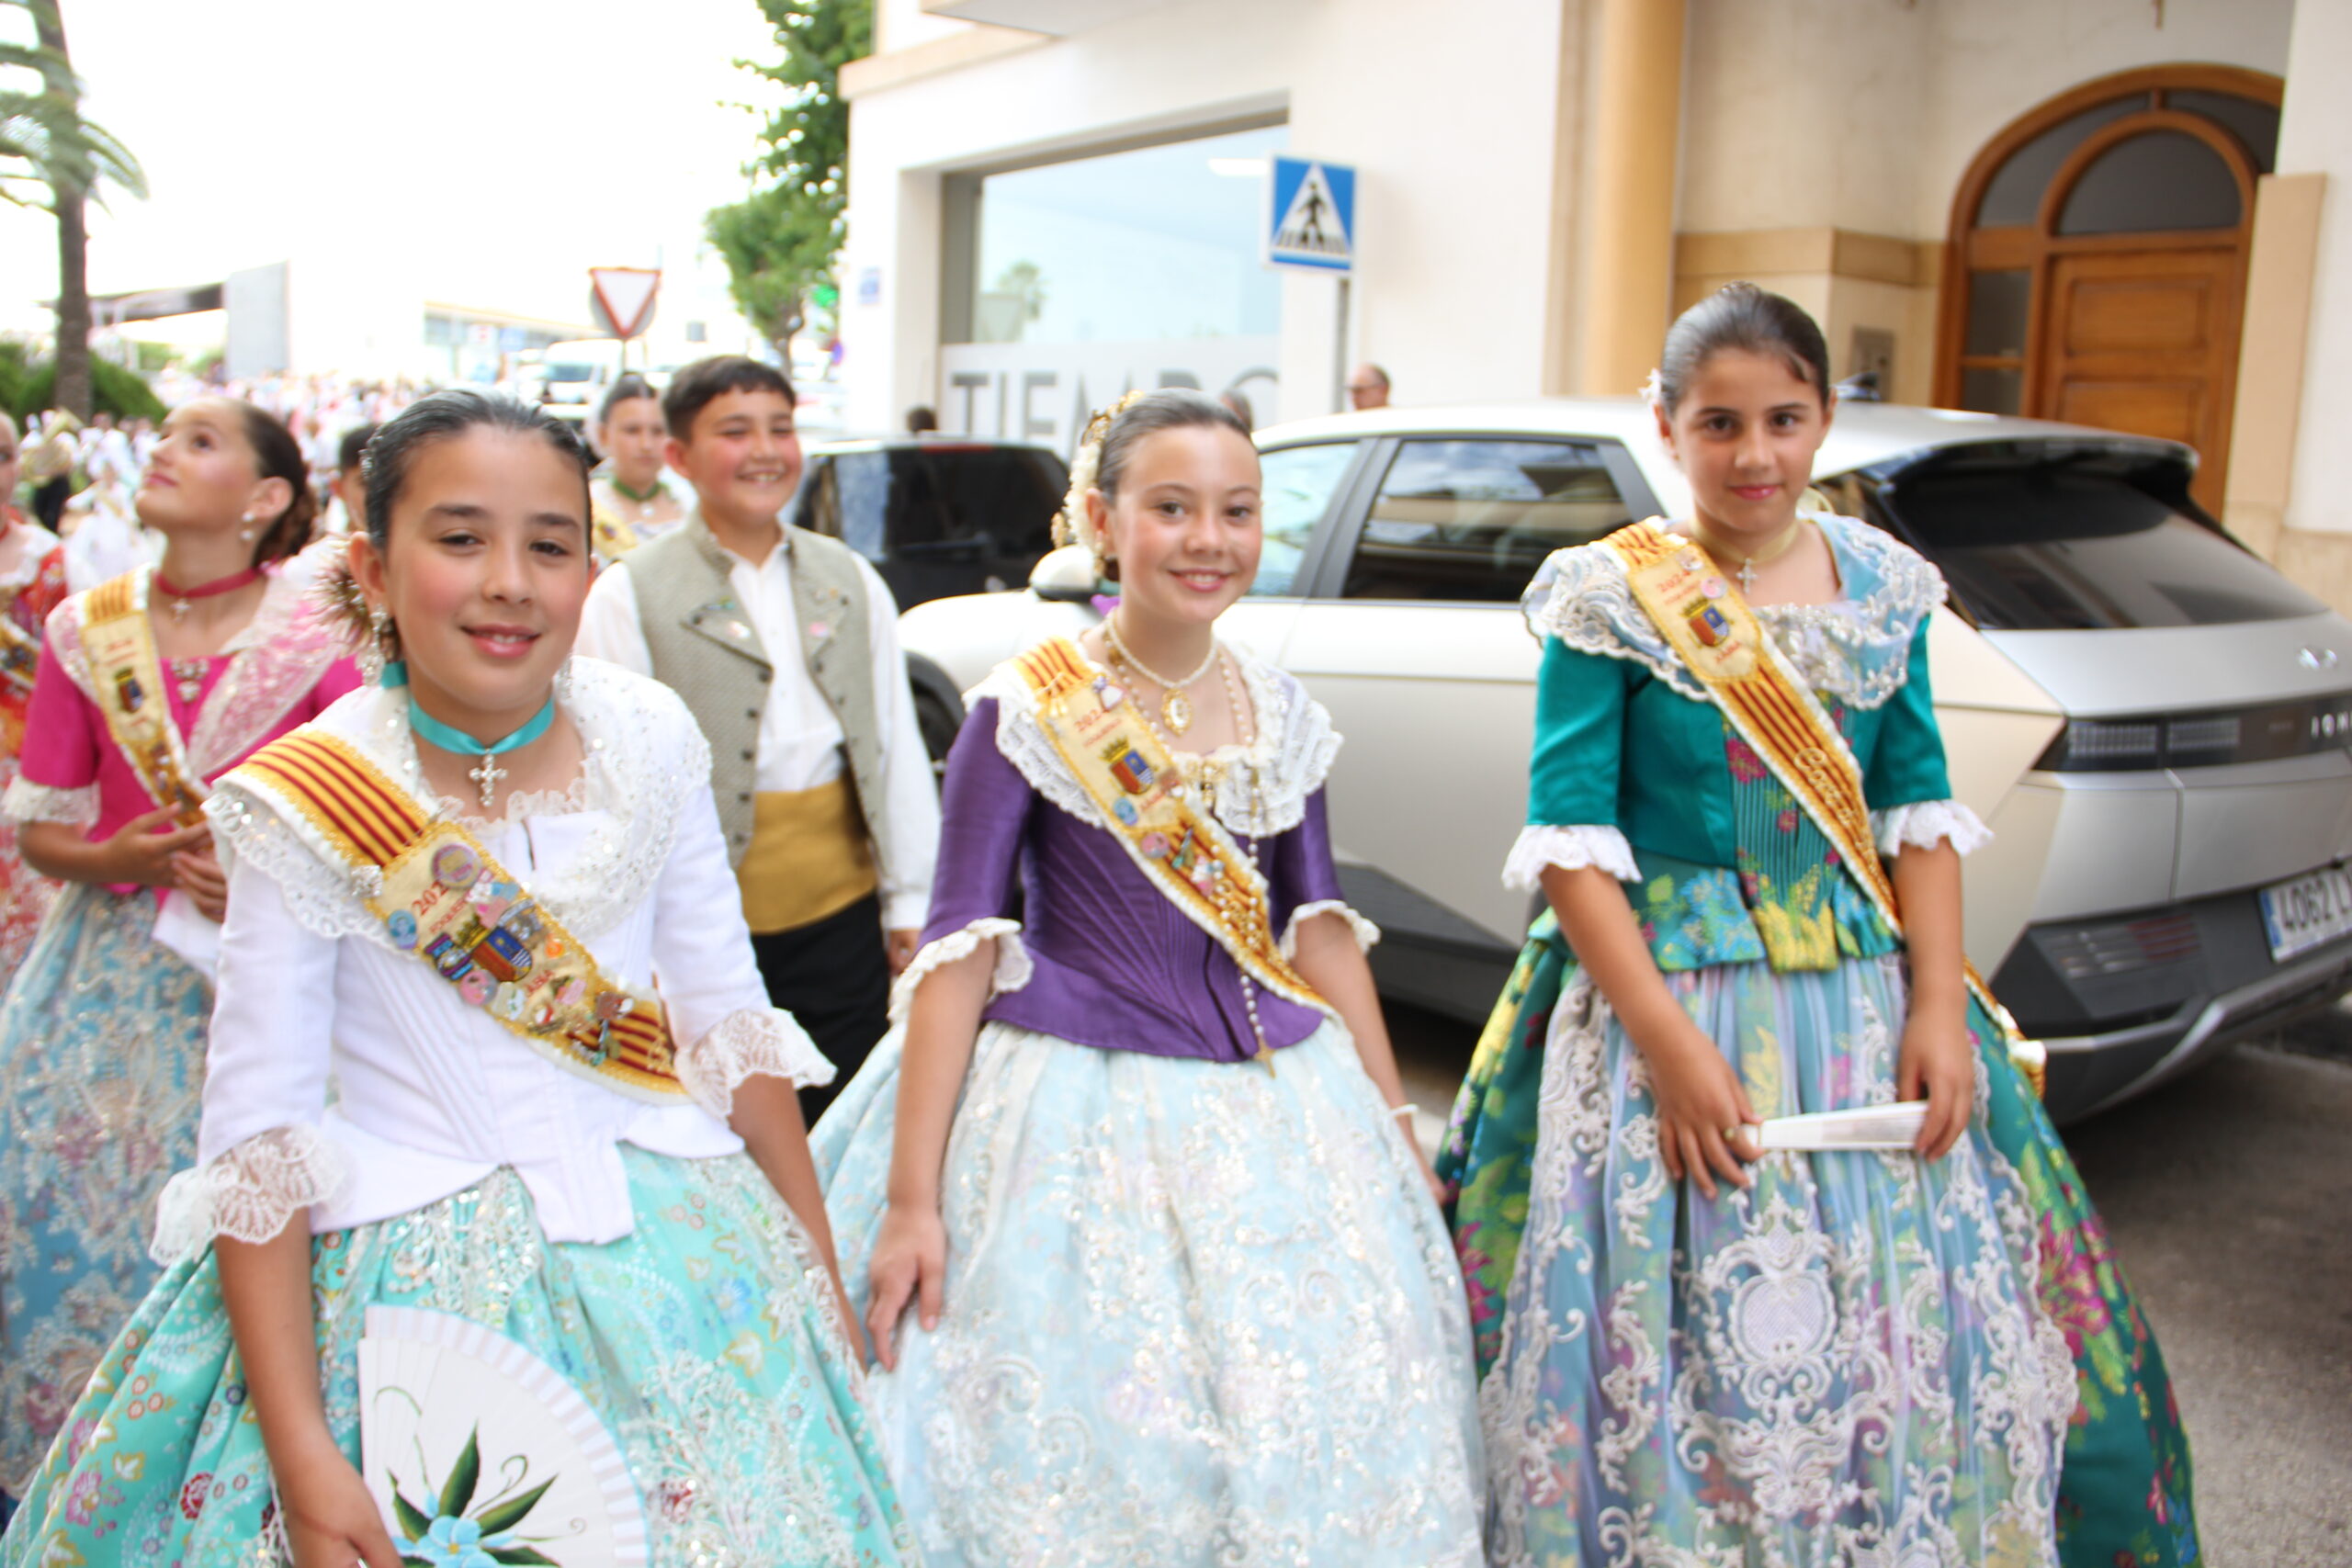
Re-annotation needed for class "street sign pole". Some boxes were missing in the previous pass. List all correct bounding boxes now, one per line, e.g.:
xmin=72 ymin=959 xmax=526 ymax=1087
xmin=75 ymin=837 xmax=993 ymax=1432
xmin=1264 ymin=156 xmax=1358 ymax=415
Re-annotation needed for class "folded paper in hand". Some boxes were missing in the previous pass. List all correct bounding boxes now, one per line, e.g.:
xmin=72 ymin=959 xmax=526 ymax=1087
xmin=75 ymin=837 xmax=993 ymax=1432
xmin=1752 ymin=1101 xmax=1928 ymax=1152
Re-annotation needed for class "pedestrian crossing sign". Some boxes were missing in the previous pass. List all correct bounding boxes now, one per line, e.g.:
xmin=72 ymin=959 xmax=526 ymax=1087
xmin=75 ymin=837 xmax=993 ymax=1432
xmin=1265 ymin=156 xmax=1355 ymax=274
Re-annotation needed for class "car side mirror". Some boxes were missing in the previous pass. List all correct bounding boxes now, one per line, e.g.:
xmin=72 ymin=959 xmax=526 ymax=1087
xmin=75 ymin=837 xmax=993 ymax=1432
xmin=1031 ymin=544 xmax=1102 ymax=604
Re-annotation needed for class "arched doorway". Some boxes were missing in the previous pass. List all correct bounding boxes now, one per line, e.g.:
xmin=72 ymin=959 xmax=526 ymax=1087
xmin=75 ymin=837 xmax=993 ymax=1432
xmin=1936 ymin=66 xmax=2281 ymax=513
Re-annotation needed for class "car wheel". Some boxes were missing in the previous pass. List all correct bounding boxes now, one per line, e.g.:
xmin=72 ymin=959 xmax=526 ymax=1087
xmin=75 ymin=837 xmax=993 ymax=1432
xmin=915 ymin=689 xmax=961 ymax=784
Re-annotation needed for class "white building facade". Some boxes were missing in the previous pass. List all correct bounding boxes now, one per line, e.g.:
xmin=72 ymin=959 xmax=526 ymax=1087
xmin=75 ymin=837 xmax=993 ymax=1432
xmin=839 ymin=0 xmax=2352 ymax=606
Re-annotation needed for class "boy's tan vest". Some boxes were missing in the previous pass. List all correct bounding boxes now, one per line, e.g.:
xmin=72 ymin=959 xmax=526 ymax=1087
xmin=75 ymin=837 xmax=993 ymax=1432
xmin=628 ymin=512 xmax=890 ymax=874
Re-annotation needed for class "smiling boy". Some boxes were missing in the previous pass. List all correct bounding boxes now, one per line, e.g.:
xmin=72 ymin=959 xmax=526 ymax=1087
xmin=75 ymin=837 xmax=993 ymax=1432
xmin=576 ymin=356 xmax=938 ymax=1111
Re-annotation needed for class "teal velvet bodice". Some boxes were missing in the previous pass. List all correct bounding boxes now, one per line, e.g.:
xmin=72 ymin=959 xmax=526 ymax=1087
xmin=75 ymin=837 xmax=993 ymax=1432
xmin=1521 ymin=513 xmax=1954 ymax=973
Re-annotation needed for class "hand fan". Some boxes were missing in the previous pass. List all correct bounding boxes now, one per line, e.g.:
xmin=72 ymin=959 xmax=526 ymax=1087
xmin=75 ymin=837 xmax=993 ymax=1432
xmin=1749 ymin=1100 xmax=1929 ymax=1152
xmin=358 ymin=1305 xmax=648 ymax=1566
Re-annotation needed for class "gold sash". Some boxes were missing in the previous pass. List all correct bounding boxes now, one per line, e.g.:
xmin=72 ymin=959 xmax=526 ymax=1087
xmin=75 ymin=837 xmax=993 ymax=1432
xmin=1013 ymin=637 xmax=1326 ymax=1062
xmin=229 ymin=730 xmax=686 ymax=1103
xmin=738 ymin=778 xmax=879 ymax=934
xmin=1600 ymin=519 xmax=2046 ymax=1093
xmin=0 ymin=595 xmax=38 ymax=694
xmin=79 ymin=570 xmax=209 ymax=824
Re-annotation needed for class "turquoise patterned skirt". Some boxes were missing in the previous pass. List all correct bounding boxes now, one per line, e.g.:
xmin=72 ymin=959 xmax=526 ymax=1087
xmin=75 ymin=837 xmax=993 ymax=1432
xmin=0 ymin=881 xmax=209 ymax=1498
xmin=813 ymin=1020 xmax=1486 ymax=1568
xmin=1467 ymin=941 xmax=2076 ymax=1565
xmin=1444 ymin=915 xmax=2199 ymax=1566
xmin=0 ymin=1147 xmax=919 ymax=1568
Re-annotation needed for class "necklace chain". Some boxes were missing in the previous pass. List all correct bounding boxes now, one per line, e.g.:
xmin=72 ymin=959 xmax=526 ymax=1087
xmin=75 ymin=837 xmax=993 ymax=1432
xmin=1690 ymin=516 xmax=1809 ymax=593
xmin=1103 ymin=613 xmax=1219 ymax=690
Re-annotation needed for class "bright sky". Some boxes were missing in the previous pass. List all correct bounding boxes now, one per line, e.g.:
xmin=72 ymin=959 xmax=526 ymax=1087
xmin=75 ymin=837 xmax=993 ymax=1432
xmin=0 ymin=0 xmax=783 ymax=333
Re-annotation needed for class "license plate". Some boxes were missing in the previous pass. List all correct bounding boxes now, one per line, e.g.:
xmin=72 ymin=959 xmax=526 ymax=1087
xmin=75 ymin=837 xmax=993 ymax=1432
xmin=2258 ymin=865 xmax=2352 ymax=961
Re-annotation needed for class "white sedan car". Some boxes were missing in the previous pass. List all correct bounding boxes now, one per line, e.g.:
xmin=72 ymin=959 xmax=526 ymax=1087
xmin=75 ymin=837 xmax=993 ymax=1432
xmin=897 ymin=399 xmax=2352 ymax=1122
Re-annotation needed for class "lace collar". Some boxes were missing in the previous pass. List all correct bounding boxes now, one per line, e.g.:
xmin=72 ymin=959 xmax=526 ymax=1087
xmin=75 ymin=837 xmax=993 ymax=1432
xmin=975 ymin=637 xmax=1341 ymax=839
xmin=1521 ymin=513 xmax=1946 ymax=711
xmin=210 ymin=656 xmax=713 ymax=945
xmin=0 ymin=519 xmax=61 ymax=592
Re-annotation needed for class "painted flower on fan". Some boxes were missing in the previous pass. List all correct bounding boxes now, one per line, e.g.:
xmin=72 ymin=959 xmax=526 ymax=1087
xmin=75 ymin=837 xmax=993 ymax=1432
xmin=390 ymin=1423 xmax=561 ymax=1566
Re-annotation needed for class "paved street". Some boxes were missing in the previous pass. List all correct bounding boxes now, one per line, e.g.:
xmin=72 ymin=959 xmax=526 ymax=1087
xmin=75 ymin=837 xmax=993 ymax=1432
xmin=1392 ymin=1001 xmax=2352 ymax=1566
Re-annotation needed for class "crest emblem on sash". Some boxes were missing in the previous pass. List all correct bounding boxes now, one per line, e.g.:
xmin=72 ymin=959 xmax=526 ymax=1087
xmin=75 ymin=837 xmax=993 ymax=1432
xmin=1103 ymin=739 xmax=1156 ymax=794
xmin=1687 ymin=602 xmax=1732 ymax=649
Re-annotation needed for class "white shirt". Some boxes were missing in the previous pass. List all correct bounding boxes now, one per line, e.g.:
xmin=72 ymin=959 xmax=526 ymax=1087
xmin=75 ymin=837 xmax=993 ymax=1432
xmin=575 ymin=534 xmax=939 ymax=931
xmin=164 ymin=664 xmax=831 ymax=1253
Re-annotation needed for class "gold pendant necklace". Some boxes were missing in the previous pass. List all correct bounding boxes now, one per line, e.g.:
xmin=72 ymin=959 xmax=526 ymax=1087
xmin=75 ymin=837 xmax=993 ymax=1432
xmin=1103 ymin=613 xmax=1217 ymax=736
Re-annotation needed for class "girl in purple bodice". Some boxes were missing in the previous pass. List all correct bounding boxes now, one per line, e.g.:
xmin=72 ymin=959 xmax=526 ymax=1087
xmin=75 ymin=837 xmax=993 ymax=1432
xmin=812 ymin=389 xmax=1483 ymax=1567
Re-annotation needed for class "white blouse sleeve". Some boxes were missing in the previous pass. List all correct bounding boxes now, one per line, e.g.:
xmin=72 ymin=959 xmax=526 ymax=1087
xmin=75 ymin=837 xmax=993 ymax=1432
xmin=150 ymin=849 xmax=348 ymax=1262
xmin=652 ymin=782 xmax=836 ymax=1120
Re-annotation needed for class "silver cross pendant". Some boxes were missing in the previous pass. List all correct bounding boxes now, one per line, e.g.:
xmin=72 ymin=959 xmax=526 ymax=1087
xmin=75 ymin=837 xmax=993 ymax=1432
xmin=469 ymin=752 xmax=506 ymax=811
xmin=1738 ymin=559 xmax=1760 ymax=595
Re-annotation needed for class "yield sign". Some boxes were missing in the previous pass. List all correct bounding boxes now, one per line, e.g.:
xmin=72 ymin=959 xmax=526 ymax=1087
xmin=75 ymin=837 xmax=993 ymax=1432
xmin=588 ymin=267 xmax=661 ymax=339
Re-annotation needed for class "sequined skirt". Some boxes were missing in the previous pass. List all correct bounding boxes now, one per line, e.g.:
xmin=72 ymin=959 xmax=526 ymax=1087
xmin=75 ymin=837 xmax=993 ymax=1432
xmin=0 ymin=1147 xmax=919 ymax=1568
xmin=0 ymin=881 xmax=207 ymax=1496
xmin=813 ymin=1019 xmax=1486 ymax=1568
xmin=1476 ymin=952 xmax=2078 ymax=1567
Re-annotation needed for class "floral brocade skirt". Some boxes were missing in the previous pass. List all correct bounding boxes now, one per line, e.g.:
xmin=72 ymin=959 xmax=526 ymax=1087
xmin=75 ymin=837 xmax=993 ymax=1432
xmin=0 ymin=1148 xmax=918 ymax=1568
xmin=812 ymin=1020 xmax=1486 ymax=1568
xmin=0 ymin=882 xmax=208 ymax=1498
xmin=1442 ymin=916 xmax=2200 ymax=1568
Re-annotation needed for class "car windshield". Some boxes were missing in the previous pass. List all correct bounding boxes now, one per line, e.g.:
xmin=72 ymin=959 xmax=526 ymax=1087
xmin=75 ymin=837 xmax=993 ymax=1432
xmin=1834 ymin=442 xmax=2322 ymax=630
xmin=542 ymin=362 xmax=596 ymax=383
xmin=811 ymin=446 xmax=1065 ymax=561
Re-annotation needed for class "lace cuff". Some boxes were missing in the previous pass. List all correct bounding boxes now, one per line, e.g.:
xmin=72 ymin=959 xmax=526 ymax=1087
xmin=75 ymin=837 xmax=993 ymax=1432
xmin=1502 ymin=824 xmax=1641 ymax=890
xmin=1874 ymin=800 xmax=1993 ymax=858
xmin=2 ymin=774 xmax=97 ymax=828
xmin=1280 ymin=899 xmax=1381 ymax=960
xmin=673 ymin=1006 xmax=836 ymax=1120
xmin=150 ymin=1124 xmax=349 ymax=1264
xmin=888 ymin=917 xmax=1032 ymax=1023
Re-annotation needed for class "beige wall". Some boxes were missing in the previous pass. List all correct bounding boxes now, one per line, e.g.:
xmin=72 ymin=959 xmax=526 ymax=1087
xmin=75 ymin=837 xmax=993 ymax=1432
xmin=2240 ymin=0 xmax=2352 ymax=615
xmin=1670 ymin=0 xmax=2294 ymax=423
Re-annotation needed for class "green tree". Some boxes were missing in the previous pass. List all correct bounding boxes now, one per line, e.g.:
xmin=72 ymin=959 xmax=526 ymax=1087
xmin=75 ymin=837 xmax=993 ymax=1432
xmin=705 ymin=0 xmax=870 ymax=362
xmin=0 ymin=2 xmax=145 ymax=420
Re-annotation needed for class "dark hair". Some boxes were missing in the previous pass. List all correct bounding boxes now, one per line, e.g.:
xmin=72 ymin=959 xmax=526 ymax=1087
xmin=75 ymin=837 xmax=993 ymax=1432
xmin=1095 ymin=388 xmax=1251 ymax=503
xmin=359 ymin=389 xmax=594 ymax=556
xmin=661 ymin=355 xmax=795 ymax=440
xmin=1655 ymin=282 xmax=1831 ymax=417
xmin=598 ymin=373 xmax=661 ymax=426
xmin=905 ymin=404 xmax=938 ymax=434
xmin=1217 ymin=387 xmax=1255 ymax=431
xmin=336 ymin=422 xmax=379 ymax=475
xmin=232 ymin=402 xmax=318 ymax=570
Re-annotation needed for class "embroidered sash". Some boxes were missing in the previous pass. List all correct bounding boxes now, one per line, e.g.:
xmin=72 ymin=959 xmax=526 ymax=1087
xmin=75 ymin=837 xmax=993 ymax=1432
xmin=1013 ymin=637 xmax=1328 ymax=1043
xmin=230 ymin=730 xmax=686 ymax=1104
xmin=0 ymin=594 xmax=38 ymax=694
xmin=1600 ymin=519 xmax=2047 ymax=1093
xmin=80 ymin=570 xmax=209 ymax=824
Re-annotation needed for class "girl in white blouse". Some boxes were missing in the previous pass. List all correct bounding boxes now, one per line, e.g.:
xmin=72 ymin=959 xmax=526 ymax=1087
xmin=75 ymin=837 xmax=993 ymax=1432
xmin=0 ymin=391 xmax=918 ymax=1568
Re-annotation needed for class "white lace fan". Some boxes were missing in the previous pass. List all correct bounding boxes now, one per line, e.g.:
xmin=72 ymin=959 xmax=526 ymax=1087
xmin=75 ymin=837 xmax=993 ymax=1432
xmin=358 ymin=1306 xmax=648 ymax=1566
xmin=1751 ymin=1100 xmax=1930 ymax=1151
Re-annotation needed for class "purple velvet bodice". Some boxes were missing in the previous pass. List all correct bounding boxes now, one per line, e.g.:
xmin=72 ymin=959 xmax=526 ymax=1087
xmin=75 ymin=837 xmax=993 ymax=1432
xmin=921 ymin=696 xmax=1345 ymax=1063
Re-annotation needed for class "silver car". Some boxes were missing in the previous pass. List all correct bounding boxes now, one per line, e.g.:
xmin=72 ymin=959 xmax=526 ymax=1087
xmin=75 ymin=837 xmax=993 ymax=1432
xmin=897 ymin=400 xmax=2352 ymax=1122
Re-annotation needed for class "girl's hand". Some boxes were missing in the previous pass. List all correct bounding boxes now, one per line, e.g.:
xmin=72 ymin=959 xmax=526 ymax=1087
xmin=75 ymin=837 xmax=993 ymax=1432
xmin=1898 ymin=1003 xmax=1974 ymax=1160
xmin=98 ymin=807 xmax=209 ymax=887
xmin=1637 ymin=1023 xmax=1760 ymax=1201
xmin=276 ymin=1439 xmax=401 ymax=1568
xmin=1391 ymin=1111 xmax=1447 ymax=1206
xmin=865 ymin=1201 xmax=947 ymax=1372
xmin=171 ymin=844 xmax=228 ymax=922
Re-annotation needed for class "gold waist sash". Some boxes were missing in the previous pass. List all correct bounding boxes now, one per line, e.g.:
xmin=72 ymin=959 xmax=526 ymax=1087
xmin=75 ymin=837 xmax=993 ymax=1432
xmin=738 ymin=776 xmax=879 ymax=934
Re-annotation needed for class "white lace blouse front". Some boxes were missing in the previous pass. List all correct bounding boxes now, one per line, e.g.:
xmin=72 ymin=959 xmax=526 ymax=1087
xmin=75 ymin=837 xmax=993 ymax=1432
xmin=154 ymin=660 xmax=831 ymax=1259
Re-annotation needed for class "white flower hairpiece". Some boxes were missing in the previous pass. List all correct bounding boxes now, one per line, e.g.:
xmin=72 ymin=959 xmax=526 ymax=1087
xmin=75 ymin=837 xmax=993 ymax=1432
xmin=1052 ymin=389 xmax=1150 ymax=565
xmin=1639 ymin=367 xmax=1666 ymax=413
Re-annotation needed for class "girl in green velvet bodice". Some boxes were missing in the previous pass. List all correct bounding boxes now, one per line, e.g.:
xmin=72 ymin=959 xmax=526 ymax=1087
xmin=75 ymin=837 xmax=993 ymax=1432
xmin=1444 ymin=283 xmax=2198 ymax=1568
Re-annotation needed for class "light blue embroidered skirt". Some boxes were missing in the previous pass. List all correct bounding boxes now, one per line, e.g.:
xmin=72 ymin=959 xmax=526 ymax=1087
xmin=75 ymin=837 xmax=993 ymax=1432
xmin=1 ymin=1147 xmax=919 ymax=1568
xmin=1480 ymin=952 xmax=2077 ymax=1566
xmin=0 ymin=882 xmax=209 ymax=1497
xmin=813 ymin=1019 xmax=1485 ymax=1568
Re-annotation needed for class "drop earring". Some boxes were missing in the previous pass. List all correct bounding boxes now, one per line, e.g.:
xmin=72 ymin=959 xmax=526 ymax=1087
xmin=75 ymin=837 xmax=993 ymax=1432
xmin=237 ymin=511 xmax=257 ymax=544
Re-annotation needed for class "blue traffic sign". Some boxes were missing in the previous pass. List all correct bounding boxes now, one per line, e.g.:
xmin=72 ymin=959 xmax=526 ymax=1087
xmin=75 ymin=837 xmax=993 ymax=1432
xmin=1266 ymin=156 xmax=1355 ymax=273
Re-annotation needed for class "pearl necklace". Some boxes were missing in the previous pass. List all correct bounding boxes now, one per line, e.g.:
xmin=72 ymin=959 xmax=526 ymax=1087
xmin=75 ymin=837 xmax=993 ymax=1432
xmin=1128 ymin=645 xmax=1280 ymax=1066
xmin=1103 ymin=612 xmax=1218 ymax=735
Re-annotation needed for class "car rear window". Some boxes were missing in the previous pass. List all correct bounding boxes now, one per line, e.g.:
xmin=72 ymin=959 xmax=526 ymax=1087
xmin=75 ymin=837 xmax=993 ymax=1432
xmin=1342 ymin=438 xmax=1635 ymax=602
xmin=1841 ymin=444 xmax=2322 ymax=630
xmin=806 ymin=446 xmax=1065 ymax=561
